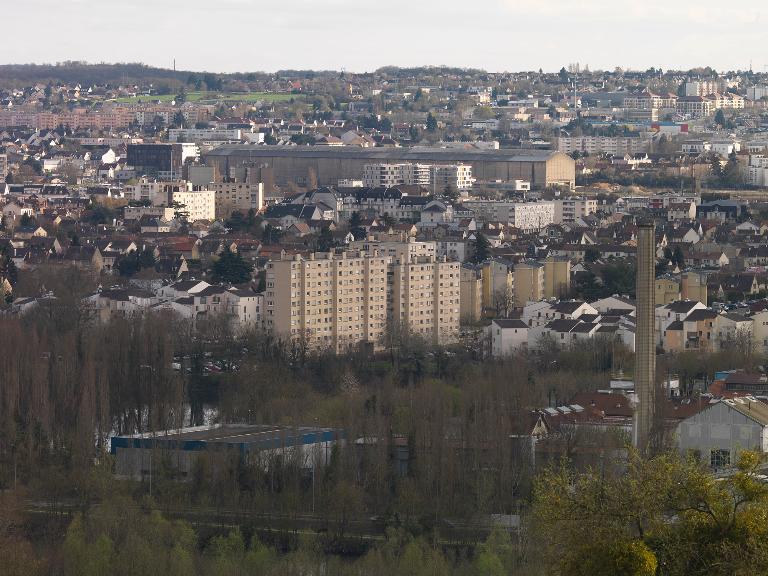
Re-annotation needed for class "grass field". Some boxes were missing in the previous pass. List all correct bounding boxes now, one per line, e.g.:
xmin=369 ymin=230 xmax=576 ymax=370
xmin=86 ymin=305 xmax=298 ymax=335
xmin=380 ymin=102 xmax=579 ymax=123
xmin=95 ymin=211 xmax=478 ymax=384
xmin=109 ymin=91 xmax=300 ymax=104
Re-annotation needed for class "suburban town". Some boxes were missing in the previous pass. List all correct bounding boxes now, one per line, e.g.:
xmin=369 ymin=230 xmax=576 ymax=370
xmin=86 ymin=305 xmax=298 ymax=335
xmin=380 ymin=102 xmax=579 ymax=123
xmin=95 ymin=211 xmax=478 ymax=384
xmin=5 ymin=54 xmax=768 ymax=574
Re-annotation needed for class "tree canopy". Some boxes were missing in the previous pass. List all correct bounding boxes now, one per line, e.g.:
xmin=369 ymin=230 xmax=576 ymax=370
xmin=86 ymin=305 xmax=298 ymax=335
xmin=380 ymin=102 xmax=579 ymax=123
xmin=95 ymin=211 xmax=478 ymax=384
xmin=533 ymin=450 xmax=768 ymax=576
xmin=210 ymin=247 xmax=253 ymax=285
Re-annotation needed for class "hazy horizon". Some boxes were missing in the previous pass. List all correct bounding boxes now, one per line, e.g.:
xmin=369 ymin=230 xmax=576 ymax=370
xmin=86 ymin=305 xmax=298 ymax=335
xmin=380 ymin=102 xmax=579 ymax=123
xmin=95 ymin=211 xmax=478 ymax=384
xmin=3 ymin=0 xmax=765 ymax=75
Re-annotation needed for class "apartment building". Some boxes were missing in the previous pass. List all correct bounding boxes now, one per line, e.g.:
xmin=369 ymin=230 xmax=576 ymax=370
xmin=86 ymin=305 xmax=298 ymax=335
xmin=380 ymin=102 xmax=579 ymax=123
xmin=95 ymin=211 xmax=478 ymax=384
xmin=209 ymin=181 xmax=265 ymax=218
xmin=543 ymin=257 xmax=571 ymax=299
xmin=685 ymin=80 xmax=727 ymax=97
xmin=124 ymin=179 xmax=189 ymax=205
xmin=430 ymin=164 xmax=474 ymax=191
xmin=264 ymin=249 xmax=460 ymax=352
xmin=747 ymin=86 xmax=768 ymax=101
xmin=553 ymin=197 xmax=598 ymax=223
xmin=0 ymin=154 xmax=7 ymax=183
xmin=557 ymin=136 xmax=648 ymax=155
xmin=362 ymin=163 xmax=431 ymax=188
xmin=170 ymin=189 xmax=216 ymax=222
xmin=362 ymin=162 xmax=474 ymax=191
xmin=391 ymin=256 xmax=461 ymax=344
xmin=513 ymin=261 xmax=544 ymax=307
xmin=676 ymin=97 xmax=714 ymax=118
xmin=746 ymin=155 xmax=768 ymax=187
xmin=462 ymin=200 xmax=555 ymax=232
xmin=623 ymin=91 xmax=677 ymax=110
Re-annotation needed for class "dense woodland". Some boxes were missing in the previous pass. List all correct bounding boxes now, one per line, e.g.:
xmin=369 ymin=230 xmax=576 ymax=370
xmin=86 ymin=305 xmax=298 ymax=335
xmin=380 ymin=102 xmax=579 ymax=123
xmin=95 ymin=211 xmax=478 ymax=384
xmin=0 ymin=265 xmax=763 ymax=573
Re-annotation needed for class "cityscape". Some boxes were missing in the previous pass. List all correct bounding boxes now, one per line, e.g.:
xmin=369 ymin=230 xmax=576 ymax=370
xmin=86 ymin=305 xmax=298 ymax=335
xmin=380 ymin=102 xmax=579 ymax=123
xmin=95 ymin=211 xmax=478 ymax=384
xmin=3 ymin=3 xmax=768 ymax=574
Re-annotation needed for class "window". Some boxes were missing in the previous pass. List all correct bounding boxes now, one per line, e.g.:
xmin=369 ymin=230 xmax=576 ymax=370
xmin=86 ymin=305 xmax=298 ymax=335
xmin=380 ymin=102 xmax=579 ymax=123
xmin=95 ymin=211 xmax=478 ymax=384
xmin=710 ymin=449 xmax=730 ymax=469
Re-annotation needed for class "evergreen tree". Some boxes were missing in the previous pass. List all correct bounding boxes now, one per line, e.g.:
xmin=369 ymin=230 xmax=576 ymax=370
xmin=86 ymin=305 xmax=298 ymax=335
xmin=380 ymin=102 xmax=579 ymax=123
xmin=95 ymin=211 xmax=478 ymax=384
xmin=211 ymin=247 xmax=253 ymax=284
xmin=471 ymin=233 xmax=491 ymax=263
xmin=425 ymin=112 xmax=438 ymax=132
xmin=714 ymin=108 xmax=726 ymax=127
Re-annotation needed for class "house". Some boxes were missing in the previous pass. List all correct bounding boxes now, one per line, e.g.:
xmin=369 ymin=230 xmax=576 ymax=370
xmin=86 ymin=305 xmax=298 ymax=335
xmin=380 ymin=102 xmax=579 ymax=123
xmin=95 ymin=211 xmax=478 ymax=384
xmin=522 ymin=300 xmax=598 ymax=328
xmin=667 ymin=202 xmax=696 ymax=222
xmin=663 ymin=308 xmax=718 ymax=352
xmin=60 ymin=245 xmax=104 ymax=273
xmin=677 ymin=397 xmax=768 ymax=468
xmin=714 ymin=313 xmax=753 ymax=351
xmin=655 ymin=300 xmax=708 ymax=345
xmin=13 ymin=225 xmax=47 ymax=240
xmin=487 ymin=318 xmax=529 ymax=357
xmin=226 ymin=288 xmax=263 ymax=330
xmin=264 ymin=204 xmax=323 ymax=228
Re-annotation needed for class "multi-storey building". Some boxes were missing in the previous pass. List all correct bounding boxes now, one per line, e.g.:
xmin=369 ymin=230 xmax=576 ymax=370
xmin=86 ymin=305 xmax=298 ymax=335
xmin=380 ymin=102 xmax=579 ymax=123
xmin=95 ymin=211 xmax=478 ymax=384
xmin=170 ymin=189 xmax=216 ymax=222
xmin=746 ymin=155 xmax=768 ymax=187
xmin=209 ymin=182 xmax=265 ymax=218
xmin=513 ymin=261 xmax=544 ymax=307
xmin=557 ymin=136 xmax=648 ymax=155
xmin=553 ymin=197 xmax=598 ymax=223
xmin=264 ymin=249 xmax=459 ymax=351
xmin=543 ymin=257 xmax=571 ymax=299
xmin=362 ymin=163 xmax=431 ymax=188
xmin=676 ymin=97 xmax=714 ymax=118
xmin=0 ymin=154 xmax=7 ymax=184
xmin=124 ymin=179 xmax=188 ymax=205
xmin=265 ymin=251 xmax=390 ymax=352
xmin=747 ymin=86 xmax=768 ymax=101
xmin=168 ymin=128 xmax=243 ymax=142
xmin=430 ymin=164 xmax=474 ymax=191
xmin=462 ymin=200 xmax=554 ymax=232
xmin=390 ymin=256 xmax=461 ymax=344
xmin=623 ymin=91 xmax=677 ymax=110
xmin=685 ymin=80 xmax=727 ymax=97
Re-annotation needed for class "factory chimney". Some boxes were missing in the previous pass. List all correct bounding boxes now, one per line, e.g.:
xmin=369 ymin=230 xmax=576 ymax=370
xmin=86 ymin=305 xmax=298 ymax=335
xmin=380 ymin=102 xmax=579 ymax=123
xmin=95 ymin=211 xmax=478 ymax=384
xmin=633 ymin=221 xmax=657 ymax=453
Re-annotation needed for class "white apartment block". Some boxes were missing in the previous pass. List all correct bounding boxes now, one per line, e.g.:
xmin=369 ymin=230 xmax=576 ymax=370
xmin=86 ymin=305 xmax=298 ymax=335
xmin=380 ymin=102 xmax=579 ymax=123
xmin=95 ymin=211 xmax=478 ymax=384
xmin=676 ymin=97 xmax=714 ymax=118
xmin=747 ymin=86 xmax=768 ymax=101
xmin=431 ymin=164 xmax=474 ymax=190
xmin=462 ymin=200 xmax=555 ymax=232
xmin=362 ymin=162 xmax=473 ymax=191
xmin=623 ymin=92 xmax=677 ymax=110
xmin=710 ymin=93 xmax=745 ymax=110
xmin=209 ymin=182 xmax=264 ymax=218
xmin=554 ymin=197 xmax=598 ymax=223
xmin=264 ymin=249 xmax=459 ymax=352
xmin=557 ymin=136 xmax=648 ymax=155
xmin=0 ymin=154 xmax=7 ymax=183
xmin=746 ymin=155 xmax=768 ymax=187
xmin=170 ymin=189 xmax=216 ymax=222
xmin=685 ymin=80 xmax=727 ymax=97
xmin=362 ymin=163 xmax=431 ymax=188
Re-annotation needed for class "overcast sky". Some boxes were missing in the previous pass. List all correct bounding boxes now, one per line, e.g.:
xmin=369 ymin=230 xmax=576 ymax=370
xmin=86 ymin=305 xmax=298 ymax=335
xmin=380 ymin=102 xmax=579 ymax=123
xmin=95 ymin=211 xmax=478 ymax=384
xmin=4 ymin=0 xmax=765 ymax=73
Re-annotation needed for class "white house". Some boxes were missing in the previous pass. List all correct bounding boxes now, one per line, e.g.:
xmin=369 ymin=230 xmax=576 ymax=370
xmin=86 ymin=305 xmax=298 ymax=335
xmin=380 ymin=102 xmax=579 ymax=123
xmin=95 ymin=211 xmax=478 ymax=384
xmin=487 ymin=318 xmax=529 ymax=357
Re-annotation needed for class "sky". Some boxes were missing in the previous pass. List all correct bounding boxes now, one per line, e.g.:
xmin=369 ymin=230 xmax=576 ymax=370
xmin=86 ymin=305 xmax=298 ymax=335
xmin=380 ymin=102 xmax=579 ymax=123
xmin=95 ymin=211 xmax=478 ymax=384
xmin=3 ymin=0 xmax=766 ymax=73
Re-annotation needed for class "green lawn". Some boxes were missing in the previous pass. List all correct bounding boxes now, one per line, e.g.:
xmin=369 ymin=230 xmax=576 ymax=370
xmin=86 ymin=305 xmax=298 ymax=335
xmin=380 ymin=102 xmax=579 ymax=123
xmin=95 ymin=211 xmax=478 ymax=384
xmin=109 ymin=91 xmax=300 ymax=104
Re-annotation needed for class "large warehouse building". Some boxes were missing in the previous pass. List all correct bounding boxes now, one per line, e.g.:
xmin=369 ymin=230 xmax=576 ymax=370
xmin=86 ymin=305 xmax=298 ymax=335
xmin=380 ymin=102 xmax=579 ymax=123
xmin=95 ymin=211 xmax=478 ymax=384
xmin=203 ymin=145 xmax=575 ymax=189
xmin=111 ymin=424 xmax=341 ymax=481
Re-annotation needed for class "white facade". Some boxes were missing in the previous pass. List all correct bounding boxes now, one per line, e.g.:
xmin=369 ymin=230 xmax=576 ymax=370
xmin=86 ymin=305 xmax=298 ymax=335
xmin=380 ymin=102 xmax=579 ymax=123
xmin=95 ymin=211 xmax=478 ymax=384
xmin=685 ymin=80 xmax=727 ymax=97
xmin=747 ymin=86 xmax=768 ymax=101
xmin=557 ymin=136 xmax=648 ymax=155
xmin=362 ymin=162 xmax=473 ymax=191
xmin=746 ymin=155 xmax=768 ymax=187
xmin=487 ymin=319 xmax=529 ymax=357
xmin=171 ymin=189 xmax=216 ymax=222
xmin=462 ymin=200 xmax=554 ymax=232
xmin=362 ymin=163 xmax=431 ymax=188
xmin=431 ymin=164 xmax=474 ymax=190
